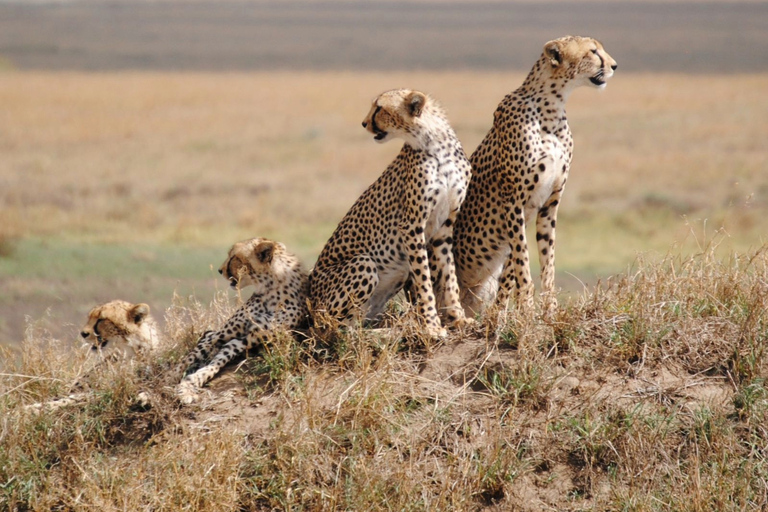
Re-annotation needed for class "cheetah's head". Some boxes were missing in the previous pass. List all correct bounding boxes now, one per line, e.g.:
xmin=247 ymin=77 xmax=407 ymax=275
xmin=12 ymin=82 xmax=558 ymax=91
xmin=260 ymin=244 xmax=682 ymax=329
xmin=80 ymin=300 xmax=157 ymax=358
xmin=543 ymin=36 xmax=617 ymax=92
xmin=219 ymin=237 xmax=291 ymax=293
xmin=361 ymin=89 xmax=434 ymax=147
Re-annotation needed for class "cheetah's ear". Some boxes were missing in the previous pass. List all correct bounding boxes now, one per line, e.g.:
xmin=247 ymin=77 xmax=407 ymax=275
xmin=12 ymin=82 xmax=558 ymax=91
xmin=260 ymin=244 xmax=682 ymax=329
xmin=254 ymin=240 xmax=276 ymax=265
xmin=406 ymin=91 xmax=427 ymax=117
xmin=544 ymin=40 xmax=563 ymax=67
xmin=129 ymin=303 xmax=150 ymax=325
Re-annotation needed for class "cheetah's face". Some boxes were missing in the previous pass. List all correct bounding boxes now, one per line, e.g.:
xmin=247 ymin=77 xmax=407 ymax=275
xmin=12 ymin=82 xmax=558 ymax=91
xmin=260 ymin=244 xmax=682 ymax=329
xmin=80 ymin=300 xmax=151 ymax=356
xmin=544 ymin=36 xmax=617 ymax=90
xmin=361 ymin=89 xmax=428 ymax=145
xmin=219 ymin=238 xmax=285 ymax=293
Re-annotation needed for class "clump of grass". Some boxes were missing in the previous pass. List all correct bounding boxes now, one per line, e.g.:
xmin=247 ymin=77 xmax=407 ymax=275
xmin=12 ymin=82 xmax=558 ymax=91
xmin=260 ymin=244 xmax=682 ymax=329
xmin=2 ymin=244 xmax=768 ymax=510
xmin=473 ymin=360 xmax=549 ymax=411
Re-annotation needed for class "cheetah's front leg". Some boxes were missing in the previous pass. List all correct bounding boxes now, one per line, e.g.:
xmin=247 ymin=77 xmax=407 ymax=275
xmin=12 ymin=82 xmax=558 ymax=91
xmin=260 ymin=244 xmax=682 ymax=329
xmin=405 ymin=224 xmax=446 ymax=339
xmin=71 ymin=351 xmax=122 ymax=391
xmin=536 ymin=191 xmax=563 ymax=315
xmin=175 ymin=311 xmax=251 ymax=381
xmin=429 ymin=215 xmax=472 ymax=329
xmin=176 ymin=329 xmax=269 ymax=404
xmin=496 ymin=202 xmax=535 ymax=312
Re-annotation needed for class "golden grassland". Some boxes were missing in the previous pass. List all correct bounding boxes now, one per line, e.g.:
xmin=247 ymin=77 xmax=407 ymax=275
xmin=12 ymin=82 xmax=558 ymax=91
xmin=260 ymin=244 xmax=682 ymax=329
xmin=1 ymin=71 xmax=766 ymax=252
xmin=1 ymin=71 xmax=767 ymax=347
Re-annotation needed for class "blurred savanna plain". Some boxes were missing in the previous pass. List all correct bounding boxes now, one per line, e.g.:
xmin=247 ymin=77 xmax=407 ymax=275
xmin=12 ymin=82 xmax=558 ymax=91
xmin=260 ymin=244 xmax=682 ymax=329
xmin=0 ymin=0 xmax=766 ymax=347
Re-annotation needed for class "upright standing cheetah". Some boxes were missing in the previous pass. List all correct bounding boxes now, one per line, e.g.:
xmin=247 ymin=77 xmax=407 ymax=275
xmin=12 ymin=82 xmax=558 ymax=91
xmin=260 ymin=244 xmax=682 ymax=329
xmin=454 ymin=36 xmax=617 ymax=316
xmin=309 ymin=89 xmax=472 ymax=338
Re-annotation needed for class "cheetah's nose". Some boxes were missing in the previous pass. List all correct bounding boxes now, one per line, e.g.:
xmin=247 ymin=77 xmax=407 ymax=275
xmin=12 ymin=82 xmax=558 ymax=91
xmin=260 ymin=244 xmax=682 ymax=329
xmin=218 ymin=269 xmax=223 ymax=274
xmin=81 ymin=331 xmax=89 ymax=339
xmin=611 ymin=63 xmax=617 ymax=71
xmin=362 ymin=121 xmax=368 ymax=128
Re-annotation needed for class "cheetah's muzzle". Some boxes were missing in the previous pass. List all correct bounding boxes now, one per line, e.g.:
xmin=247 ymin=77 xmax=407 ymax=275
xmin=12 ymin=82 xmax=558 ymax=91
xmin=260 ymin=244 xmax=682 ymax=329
xmin=589 ymin=73 xmax=605 ymax=86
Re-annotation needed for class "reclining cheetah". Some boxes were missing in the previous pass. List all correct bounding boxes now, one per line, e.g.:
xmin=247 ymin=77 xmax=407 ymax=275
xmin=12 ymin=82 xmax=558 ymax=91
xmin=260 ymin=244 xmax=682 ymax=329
xmin=309 ymin=89 xmax=472 ymax=338
xmin=26 ymin=300 xmax=161 ymax=411
xmin=454 ymin=36 xmax=617 ymax=316
xmin=78 ymin=300 xmax=162 ymax=363
xmin=176 ymin=237 xmax=309 ymax=404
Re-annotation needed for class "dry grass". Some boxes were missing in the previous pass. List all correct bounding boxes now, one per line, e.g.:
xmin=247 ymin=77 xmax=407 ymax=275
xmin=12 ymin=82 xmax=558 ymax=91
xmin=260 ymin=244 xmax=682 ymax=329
xmin=1 ymin=70 xmax=767 ymax=507
xmin=2 ymin=241 xmax=767 ymax=510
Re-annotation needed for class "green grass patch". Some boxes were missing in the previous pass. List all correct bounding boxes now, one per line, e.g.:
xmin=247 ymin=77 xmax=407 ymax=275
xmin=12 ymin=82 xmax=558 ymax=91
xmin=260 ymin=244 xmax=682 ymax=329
xmin=0 ymin=237 xmax=224 ymax=282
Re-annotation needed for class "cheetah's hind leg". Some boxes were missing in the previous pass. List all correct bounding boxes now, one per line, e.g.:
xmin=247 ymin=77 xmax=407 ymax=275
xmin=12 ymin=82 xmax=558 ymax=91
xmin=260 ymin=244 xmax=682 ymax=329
xmin=312 ymin=254 xmax=382 ymax=327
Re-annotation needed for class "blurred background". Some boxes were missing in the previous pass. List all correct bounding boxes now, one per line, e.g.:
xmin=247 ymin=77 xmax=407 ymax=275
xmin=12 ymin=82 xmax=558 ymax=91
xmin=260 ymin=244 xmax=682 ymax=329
xmin=1 ymin=0 xmax=767 ymax=349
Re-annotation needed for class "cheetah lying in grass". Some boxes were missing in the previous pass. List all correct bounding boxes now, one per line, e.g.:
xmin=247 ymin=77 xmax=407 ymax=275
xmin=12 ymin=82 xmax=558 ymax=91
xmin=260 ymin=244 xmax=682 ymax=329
xmin=25 ymin=300 xmax=161 ymax=411
xmin=175 ymin=237 xmax=310 ymax=404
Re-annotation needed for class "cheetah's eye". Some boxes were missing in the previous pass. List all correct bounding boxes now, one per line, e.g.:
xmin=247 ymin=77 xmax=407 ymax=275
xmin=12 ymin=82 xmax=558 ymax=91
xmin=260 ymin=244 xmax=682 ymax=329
xmin=591 ymin=48 xmax=598 ymax=55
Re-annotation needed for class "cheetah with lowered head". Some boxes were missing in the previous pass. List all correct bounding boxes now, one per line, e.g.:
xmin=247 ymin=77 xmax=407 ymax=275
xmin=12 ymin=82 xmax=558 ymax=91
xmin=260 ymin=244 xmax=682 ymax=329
xmin=309 ymin=89 xmax=472 ymax=338
xmin=176 ymin=237 xmax=309 ymax=404
xmin=26 ymin=300 xmax=162 ymax=411
xmin=78 ymin=300 xmax=162 ymax=362
xmin=454 ymin=36 xmax=617 ymax=316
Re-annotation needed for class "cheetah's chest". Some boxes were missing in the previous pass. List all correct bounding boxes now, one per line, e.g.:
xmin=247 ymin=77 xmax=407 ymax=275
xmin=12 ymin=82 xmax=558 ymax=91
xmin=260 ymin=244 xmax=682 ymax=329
xmin=524 ymin=131 xmax=569 ymax=220
xmin=425 ymin=157 xmax=465 ymax=240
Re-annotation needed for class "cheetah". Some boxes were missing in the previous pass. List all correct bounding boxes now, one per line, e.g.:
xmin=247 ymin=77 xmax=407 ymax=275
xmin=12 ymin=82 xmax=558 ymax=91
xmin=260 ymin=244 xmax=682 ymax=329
xmin=309 ymin=89 xmax=472 ymax=338
xmin=176 ymin=237 xmax=309 ymax=404
xmin=454 ymin=36 xmax=617 ymax=317
xmin=26 ymin=300 xmax=161 ymax=411
xmin=78 ymin=300 xmax=162 ymax=363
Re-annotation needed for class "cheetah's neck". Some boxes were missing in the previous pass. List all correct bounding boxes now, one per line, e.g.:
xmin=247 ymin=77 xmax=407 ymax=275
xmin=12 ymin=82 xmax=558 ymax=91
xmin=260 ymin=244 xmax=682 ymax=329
xmin=409 ymin=110 xmax=462 ymax=157
xmin=515 ymin=56 xmax=573 ymax=137
xmin=520 ymin=55 xmax=579 ymax=104
xmin=265 ymin=260 xmax=309 ymax=306
xmin=266 ymin=264 xmax=309 ymax=327
xmin=130 ymin=319 xmax=163 ymax=354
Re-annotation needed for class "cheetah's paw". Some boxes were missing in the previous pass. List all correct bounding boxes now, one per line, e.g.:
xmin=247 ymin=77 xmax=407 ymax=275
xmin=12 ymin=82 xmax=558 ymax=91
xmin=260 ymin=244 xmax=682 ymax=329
xmin=541 ymin=293 xmax=558 ymax=319
xmin=176 ymin=381 xmax=202 ymax=405
xmin=427 ymin=325 xmax=448 ymax=340
xmin=448 ymin=315 xmax=475 ymax=330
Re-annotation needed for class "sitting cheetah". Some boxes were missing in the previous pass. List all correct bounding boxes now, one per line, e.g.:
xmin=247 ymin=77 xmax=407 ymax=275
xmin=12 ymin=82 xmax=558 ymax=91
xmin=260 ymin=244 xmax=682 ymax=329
xmin=176 ymin=237 xmax=309 ymax=404
xmin=309 ymin=89 xmax=472 ymax=338
xmin=454 ymin=36 xmax=617 ymax=316
xmin=26 ymin=300 xmax=161 ymax=411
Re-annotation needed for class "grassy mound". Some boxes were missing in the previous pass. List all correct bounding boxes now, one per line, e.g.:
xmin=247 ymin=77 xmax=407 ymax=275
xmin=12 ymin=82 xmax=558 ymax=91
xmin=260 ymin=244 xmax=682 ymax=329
xmin=2 ymin=244 xmax=767 ymax=511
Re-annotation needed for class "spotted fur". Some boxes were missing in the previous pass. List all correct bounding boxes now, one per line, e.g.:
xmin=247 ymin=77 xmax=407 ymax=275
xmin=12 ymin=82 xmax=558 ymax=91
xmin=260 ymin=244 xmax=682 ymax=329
xmin=454 ymin=36 xmax=617 ymax=316
xmin=309 ymin=89 xmax=472 ymax=338
xmin=26 ymin=300 xmax=161 ymax=412
xmin=176 ymin=238 xmax=309 ymax=404
xmin=79 ymin=300 xmax=161 ymax=361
